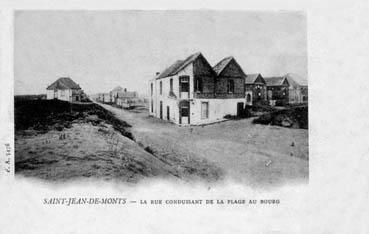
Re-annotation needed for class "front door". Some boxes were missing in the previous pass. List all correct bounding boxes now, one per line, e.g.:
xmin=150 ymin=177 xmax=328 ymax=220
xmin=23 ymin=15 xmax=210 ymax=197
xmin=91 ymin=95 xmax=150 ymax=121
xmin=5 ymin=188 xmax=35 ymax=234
xmin=159 ymin=101 xmax=163 ymax=119
xmin=167 ymin=106 xmax=170 ymax=120
xmin=179 ymin=101 xmax=190 ymax=124
xmin=237 ymin=102 xmax=244 ymax=117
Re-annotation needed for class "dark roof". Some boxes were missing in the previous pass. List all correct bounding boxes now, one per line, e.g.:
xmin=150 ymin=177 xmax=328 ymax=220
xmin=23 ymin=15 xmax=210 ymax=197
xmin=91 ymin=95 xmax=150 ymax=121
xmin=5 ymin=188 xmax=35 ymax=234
xmin=212 ymin=56 xmax=233 ymax=76
xmin=156 ymin=60 xmax=184 ymax=79
xmin=245 ymin=73 xmax=264 ymax=84
xmin=156 ymin=52 xmax=202 ymax=79
xmin=46 ymin=77 xmax=81 ymax=90
xmin=213 ymin=56 xmax=246 ymax=78
xmin=264 ymin=77 xmax=289 ymax=86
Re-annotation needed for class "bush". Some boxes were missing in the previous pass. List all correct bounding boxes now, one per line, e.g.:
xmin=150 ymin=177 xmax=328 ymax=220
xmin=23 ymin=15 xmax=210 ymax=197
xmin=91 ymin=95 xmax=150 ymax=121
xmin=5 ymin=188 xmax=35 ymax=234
xmin=252 ymin=106 xmax=308 ymax=129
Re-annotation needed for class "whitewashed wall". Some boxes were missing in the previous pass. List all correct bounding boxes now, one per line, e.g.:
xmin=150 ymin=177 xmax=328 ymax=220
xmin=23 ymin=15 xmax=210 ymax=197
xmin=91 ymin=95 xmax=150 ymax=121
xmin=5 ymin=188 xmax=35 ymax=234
xmin=190 ymin=98 xmax=245 ymax=125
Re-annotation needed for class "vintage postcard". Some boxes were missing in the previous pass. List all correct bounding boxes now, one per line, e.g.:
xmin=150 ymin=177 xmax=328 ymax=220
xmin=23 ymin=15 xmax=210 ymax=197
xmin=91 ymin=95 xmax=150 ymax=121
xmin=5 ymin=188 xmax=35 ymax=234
xmin=0 ymin=2 xmax=368 ymax=233
xmin=13 ymin=10 xmax=308 ymax=186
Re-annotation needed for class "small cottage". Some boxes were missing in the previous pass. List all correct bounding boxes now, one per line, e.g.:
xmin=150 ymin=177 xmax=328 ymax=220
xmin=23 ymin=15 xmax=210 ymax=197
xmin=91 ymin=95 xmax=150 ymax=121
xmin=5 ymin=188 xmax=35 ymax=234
xmin=245 ymin=73 xmax=267 ymax=106
xmin=264 ymin=76 xmax=289 ymax=106
xmin=46 ymin=77 xmax=85 ymax=102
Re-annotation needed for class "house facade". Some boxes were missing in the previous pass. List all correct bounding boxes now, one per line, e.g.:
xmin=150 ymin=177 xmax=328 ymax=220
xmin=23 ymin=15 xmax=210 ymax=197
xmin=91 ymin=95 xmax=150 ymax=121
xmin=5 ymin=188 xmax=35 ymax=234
xmin=284 ymin=73 xmax=308 ymax=104
xmin=300 ymin=85 xmax=308 ymax=103
xmin=46 ymin=77 xmax=85 ymax=102
xmin=245 ymin=73 xmax=267 ymax=106
xmin=97 ymin=93 xmax=113 ymax=103
xmin=110 ymin=86 xmax=125 ymax=103
xmin=264 ymin=76 xmax=290 ymax=106
xmin=149 ymin=52 xmax=246 ymax=125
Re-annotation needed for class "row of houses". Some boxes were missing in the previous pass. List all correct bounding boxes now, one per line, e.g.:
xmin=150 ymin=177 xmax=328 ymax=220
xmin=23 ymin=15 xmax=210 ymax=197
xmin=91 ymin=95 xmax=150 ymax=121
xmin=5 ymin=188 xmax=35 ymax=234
xmin=245 ymin=73 xmax=308 ymax=106
xmin=96 ymin=86 xmax=140 ymax=108
xmin=149 ymin=52 xmax=308 ymax=126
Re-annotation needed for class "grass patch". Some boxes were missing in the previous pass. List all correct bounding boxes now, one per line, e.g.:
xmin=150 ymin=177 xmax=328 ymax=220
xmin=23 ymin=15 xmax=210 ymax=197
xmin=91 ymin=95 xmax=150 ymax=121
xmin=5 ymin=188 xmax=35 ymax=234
xmin=15 ymin=99 xmax=134 ymax=140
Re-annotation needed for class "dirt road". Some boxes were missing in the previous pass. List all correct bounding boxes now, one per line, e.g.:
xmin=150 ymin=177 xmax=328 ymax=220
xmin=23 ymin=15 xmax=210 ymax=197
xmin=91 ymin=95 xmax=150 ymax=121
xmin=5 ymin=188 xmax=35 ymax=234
xmin=98 ymin=103 xmax=309 ymax=188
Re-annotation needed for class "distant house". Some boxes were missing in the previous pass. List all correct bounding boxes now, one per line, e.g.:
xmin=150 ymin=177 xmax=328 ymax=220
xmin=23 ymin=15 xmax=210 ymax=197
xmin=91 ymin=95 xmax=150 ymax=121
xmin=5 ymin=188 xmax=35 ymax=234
xmin=284 ymin=73 xmax=308 ymax=104
xmin=109 ymin=86 xmax=138 ymax=106
xmin=97 ymin=93 xmax=113 ymax=103
xmin=264 ymin=76 xmax=289 ymax=106
xmin=245 ymin=73 xmax=267 ymax=106
xmin=110 ymin=86 xmax=125 ymax=103
xmin=149 ymin=52 xmax=246 ymax=125
xmin=46 ymin=77 xmax=85 ymax=102
xmin=300 ymin=85 xmax=308 ymax=103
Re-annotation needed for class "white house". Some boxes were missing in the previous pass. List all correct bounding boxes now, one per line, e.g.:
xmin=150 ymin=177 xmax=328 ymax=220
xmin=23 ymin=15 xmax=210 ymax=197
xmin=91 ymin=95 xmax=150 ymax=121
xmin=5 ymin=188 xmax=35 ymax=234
xmin=46 ymin=77 xmax=85 ymax=102
xmin=149 ymin=52 xmax=246 ymax=125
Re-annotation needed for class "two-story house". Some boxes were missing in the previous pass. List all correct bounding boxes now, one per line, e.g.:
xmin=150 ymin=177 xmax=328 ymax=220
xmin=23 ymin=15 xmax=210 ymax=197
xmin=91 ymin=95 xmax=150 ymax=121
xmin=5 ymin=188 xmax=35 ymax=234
xmin=149 ymin=52 xmax=246 ymax=125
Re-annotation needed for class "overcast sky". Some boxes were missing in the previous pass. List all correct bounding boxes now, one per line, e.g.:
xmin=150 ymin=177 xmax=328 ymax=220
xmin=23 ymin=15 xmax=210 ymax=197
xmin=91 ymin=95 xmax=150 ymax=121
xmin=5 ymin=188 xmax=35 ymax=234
xmin=14 ymin=11 xmax=307 ymax=95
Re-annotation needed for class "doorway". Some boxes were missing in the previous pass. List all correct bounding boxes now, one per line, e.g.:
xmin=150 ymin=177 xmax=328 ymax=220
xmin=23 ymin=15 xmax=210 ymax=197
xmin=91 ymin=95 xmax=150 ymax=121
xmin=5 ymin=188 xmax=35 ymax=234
xmin=167 ymin=106 xmax=170 ymax=120
xmin=179 ymin=100 xmax=190 ymax=124
xmin=159 ymin=101 xmax=163 ymax=119
xmin=237 ymin=102 xmax=244 ymax=117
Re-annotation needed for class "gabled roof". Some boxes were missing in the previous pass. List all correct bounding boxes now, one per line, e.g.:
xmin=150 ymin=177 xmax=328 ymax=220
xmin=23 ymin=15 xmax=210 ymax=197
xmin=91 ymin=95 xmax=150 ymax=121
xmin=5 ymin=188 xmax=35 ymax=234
xmin=212 ymin=56 xmax=233 ymax=76
xmin=284 ymin=73 xmax=302 ymax=88
xmin=264 ymin=76 xmax=289 ymax=86
xmin=212 ymin=56 xmax=246 ymax=77
xmin=245 ymin=73 xmax=265 ymax=84
xmin=46 ymin=77 xmax=81 ymax=90
xmin=156 ymin=60 xmax=184 ymax=79
xmin=156 ymin=52 xmax=202 ymax=79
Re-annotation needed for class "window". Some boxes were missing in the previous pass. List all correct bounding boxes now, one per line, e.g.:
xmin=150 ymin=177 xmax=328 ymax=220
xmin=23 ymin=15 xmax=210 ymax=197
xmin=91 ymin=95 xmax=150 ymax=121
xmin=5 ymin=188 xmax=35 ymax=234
xmin=180 ymin=76 xmax=189 ymax=92
xmin=194 ymin=77 xmax=203 ymax=92
xmin=170 ymin=78 xmax=173 ymax=92
xmin=151 ymin=99 xmax=153 ymax=112
xmin=227 ymin=80 xmax=234 ymax=93
xmin=160 ymin=81 xmax=162 ymax=95
xmin=247 ymin=94 xmax=251 ymax=102
xmin=151 ymin=83 xmax=153 ymax=96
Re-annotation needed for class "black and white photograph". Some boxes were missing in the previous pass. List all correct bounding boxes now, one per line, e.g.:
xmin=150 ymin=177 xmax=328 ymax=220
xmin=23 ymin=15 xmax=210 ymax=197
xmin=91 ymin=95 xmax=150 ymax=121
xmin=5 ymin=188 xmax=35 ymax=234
xmin=14 ymin=10 xmax=308 ymax=188
xmin=1 ymin=2 xmax=368 ymax=233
